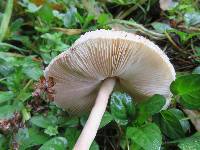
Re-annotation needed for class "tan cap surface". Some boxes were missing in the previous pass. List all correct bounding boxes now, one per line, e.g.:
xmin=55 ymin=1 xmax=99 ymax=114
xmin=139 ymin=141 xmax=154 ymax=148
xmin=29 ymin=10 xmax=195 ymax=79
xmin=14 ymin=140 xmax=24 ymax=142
xmin=44 ymin=29 xmax=175 ymax=114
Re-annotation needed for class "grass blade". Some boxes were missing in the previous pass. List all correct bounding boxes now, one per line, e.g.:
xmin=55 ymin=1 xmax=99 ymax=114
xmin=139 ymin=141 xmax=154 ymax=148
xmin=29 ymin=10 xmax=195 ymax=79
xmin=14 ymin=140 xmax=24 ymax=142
xmin=0 ymin=0 xmax=13 ymax=42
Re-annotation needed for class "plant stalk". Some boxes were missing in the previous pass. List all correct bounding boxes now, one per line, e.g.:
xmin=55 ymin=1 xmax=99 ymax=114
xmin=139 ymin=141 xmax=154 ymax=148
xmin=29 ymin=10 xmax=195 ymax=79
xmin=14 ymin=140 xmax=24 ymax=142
xmin=0 ymin=0 xmax=13 ymax=42
xmin=73 ymin=78 xmax=116 ymax=150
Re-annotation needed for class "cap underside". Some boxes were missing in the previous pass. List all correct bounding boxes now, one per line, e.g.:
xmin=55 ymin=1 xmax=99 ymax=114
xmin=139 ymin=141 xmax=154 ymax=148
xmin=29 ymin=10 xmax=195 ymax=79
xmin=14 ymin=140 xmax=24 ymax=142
xmin=45 ymin=30 xmax=175 ymax=115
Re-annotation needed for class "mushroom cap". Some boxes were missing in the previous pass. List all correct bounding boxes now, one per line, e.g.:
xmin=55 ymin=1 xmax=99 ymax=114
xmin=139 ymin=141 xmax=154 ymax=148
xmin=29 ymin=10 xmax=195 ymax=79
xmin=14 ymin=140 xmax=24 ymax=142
xmin=44 ymin=29 xmax=175 ymax=115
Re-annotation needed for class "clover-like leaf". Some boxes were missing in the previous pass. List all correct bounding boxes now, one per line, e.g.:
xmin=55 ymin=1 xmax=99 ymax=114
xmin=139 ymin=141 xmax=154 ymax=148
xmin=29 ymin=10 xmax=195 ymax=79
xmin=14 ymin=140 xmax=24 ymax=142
xmin=126 ymin=123 xmax=162 ymax=150
xmin=110 ymin=92 xmax=135 ymax=125
xmin=39 ymin=137 xmax=67 ymax=150
xmin=170 ymin=74 xmax=200 ymax=109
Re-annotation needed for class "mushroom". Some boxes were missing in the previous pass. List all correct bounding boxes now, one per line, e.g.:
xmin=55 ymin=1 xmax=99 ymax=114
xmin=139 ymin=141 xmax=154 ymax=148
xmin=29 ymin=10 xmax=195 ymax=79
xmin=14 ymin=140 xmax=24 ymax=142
xmin=44 ymin=29 xmax=175 ymax=150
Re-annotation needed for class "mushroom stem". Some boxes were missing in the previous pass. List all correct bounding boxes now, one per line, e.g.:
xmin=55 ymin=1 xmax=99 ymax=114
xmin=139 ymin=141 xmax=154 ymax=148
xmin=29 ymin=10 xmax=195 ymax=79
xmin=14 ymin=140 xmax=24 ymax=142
xmin=73 ymin=78 xmax=116 ymax=150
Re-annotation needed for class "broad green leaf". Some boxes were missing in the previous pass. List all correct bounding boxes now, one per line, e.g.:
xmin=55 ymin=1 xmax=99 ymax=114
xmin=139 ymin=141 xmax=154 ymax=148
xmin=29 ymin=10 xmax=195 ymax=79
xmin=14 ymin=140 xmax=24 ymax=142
xmin=151 ymin=22 xmax=172 ymax=33
xmin=0 ymin=91 xmax=14 ymax=104
xmin=58 ymin=117 xmax=79 ymax=127
xmin=97 ymin=13 xmax=110 ymax=25
xmin=99 ymin=111 xmax=113 ymax=128
xmin=110 ymin=92 xmax=135 ymax=125
xmin=23 ymin=66 xmax=42 ymax=80
xmin=153 ymin=110 xmax=185 ymax=139
xmin=38 ymin=4 xmax=53 ymax=24
xmin=27 ymin=3 xmax=42 ymax=13
xmin=193 ymin=66 xmax=200 ymax=74
xmin=17 ymin=91 xmax=32 ymax=102
xmin=82 ymin=14 xmax=95 ymax=28
xmin=168 ymin=109 xmax=190 ymax=133
xmin=10 ymin=18 xmax=24 ymax=32
xmin=130 ymin=143 xmax=144 ymax=150
xmin=90 ymin=141 xmax=99 ymax=150
xmin=64 ymin=128 xmax=80 ymax=149
xmin=16 ymin=128 xmax=49 ymax=150
xmin=63 ymin=6 xmax=77 ymax=28
xmin=126 ymin=123 xmax=162 ymax=150
xmin=170 ymin=74 xmax=200 ymax=109
xmin=0 ymin=105 xmax=20 ymax=119
xmin=184 ymin=12 xmax=200 ymax=26
xmin=53 ymin=10 xmax=65 ymax=20
xmin=30 ymin=115 xmax=57 ymax=128
xmin=39 ymin=137 xmax=67 ymax=150
xmin=0 ymin=58 xmax=13 ymax=75
xmin=178 ymin=132 xmax=200 ymax=150
xmin=136 ymin=94 xmax=166 ymax=125
xmin=0 ymin=134 xmax=7 ymax=150
xmin=22 ymin=57 xmax=42 ymax=80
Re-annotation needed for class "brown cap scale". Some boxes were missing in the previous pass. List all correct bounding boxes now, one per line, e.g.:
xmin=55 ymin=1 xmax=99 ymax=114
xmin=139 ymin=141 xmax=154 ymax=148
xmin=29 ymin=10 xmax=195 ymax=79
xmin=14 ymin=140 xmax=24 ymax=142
xmin=44 ymin=29 xmax=176 ymax=150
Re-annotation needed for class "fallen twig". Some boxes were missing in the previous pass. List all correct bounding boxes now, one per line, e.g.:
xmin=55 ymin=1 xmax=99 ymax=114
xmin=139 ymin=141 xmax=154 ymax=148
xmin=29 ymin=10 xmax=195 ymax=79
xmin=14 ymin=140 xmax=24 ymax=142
xmin=51 ymin=28 xmax=82 ymax=35
xmin=116 ymin=0 xmax=147 ymax=19
xmin=182 ymin=109 xmax=200 ymax=131
xmin=109 ymin=19 xmax=166 ymax=40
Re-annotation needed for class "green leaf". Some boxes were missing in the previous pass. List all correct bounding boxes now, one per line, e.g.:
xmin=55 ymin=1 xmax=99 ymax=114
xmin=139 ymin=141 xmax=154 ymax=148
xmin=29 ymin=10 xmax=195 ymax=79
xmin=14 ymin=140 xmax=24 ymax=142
xmin=22 ymin=57 xmax=42 ymax=80
xmin=30 ymin=115 xmax=57 ymax=128
xmin=110 ymin=92 xmax=135 ymax=125
xmin=17 ymin=90 xmax=32 ymax=102
xmin=23 ymin=66 xmax=42 ymax=80
xmin=193 ymin=66 xmax=200 ymax=74
xmin=0 ymin=105 xmax=19 ymax=119
xmin=99 ymin=111 xmax=113 ymax=129
xmin=170 ymin=74 xmax=200 ymax=109
xmin=80 ymin=113 xmax=89 ymax=127
xmin=178 ymin=132 xmax=200 ymax=150
xmin=168 ymin=109 xmax=190 ymax=133
xmin=38 ymin=4 xmax=53 ymax=24
xmin=10 ymin=18 xmax=24 ymax=33
xmin=169 ymin=29 xmax=199 ymax=44
xmin=16 ymin=128 xmax=49 ymax=150
xmin=0 ymin=134 xmax=7 ymax=150
xmin=184 ymin=12 xmax=200 ymax=26
xmin=119 ymin=135 xmax=129 ymax=150
xmin=64 ymin=128 xmax=80 ymax=150
xmin=153 ymin=110 xmax=185 ymax=139
xmin=82 ymin=14 xmax=95 ymax=29
xmin=0 ymin=91 xmax=14 ymax=104
xmin=136 ymin=94 xmax=166 ymax=125
xmin=151 ymin=22 xmax=172 ymax=33
xmin=0 ymin=58 xmax=13 ymax=75
xmin=0 ymin=0 xmax=13 ymax=42
xmin=97 ymin=13 xmax=110 ymax=25
xmin=27 ymin=3 xmax=42 ymax=13
xmin=63 ymin=6 xmax=77 ymax=28
xmin=58 ymin=117 xmax=79 ymax=127
xmin=22 ymin=108 xmax=31 ymax=121
xmin=126 ymin=123 xmax=162 ymax=150
xmin=39 ymin=137 xmax=67 ymax=150
xmin=130 ymin=142 xmax=144 ymax=150
xmin=90 ymin=141 xmax=99 ymax=150
xmin=80 ymin=111 xmax=113 ymax=129
xmin=44 ymin=126 xmax=58 ymax=136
